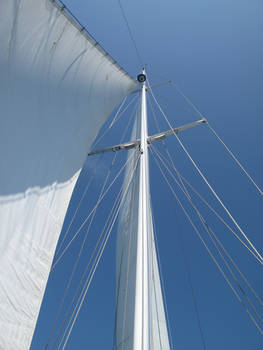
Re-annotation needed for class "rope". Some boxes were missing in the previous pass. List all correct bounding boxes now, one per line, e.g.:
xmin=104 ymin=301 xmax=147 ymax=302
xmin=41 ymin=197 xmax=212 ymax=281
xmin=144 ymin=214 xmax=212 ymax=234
xmin=169 ymin=80 xmax=205 ymax=120
xmin=169 ymin=208 xmax=207 ymax=350
xmin=51 ymin=173 xmax=126 ymax=350
xmin=151 ymin=149 xmax=207 ymax=350
xmin=167 ymin=79 xmax=263 ymax=197
xmin=51 ymin=150 xmax=137 ymax=270
xmin=59 ymin=152 xmax=141 ymax=349
xmin=46 ymin=153 xmax=120 ymax=349
xmin=118 ymin=0 xmax=144 ymax=68
xmin=206 ymin=122 xmax=263 ymax=196
xmin=151 ymin=144 xmax=263 ymax=265
xmin=150 ymin=148 xmax=263 ymax=335
xmin=55 ymin=155 xmax=102 ymax=256
xmin=92 ymin=95 xmax=137 ymax=150
xmin=151 ymin=143 xmax=263 ymax=328
xmin=149 ymin=85 xmax=262 ymax=339
xmin=148 ymin=85 xmax=263 ymax=265
xmin=46 ymin=96 xmax=139 ymax=346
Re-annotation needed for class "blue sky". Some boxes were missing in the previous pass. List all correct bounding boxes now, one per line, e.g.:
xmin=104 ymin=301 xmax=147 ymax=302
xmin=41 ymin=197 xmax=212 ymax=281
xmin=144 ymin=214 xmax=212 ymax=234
xmin=31 ymin=0 xmax=263 ymax=349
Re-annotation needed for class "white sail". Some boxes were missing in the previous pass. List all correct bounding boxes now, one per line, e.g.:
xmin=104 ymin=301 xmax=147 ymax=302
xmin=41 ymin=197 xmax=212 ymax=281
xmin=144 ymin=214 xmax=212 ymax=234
xmin=0 ymin=1 xmax=137 ymax=349
xmin=115 ymin=99 xmax=170 ymax=349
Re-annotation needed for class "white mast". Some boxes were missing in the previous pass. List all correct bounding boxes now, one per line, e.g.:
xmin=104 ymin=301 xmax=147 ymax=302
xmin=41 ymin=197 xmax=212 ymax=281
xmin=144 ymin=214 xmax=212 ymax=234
xmin=133 ymin=70 xmax=151 ymax=350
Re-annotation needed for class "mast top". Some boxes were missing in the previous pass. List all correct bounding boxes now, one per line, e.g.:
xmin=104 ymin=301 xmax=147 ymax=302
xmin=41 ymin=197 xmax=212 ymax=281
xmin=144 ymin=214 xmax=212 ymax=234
xmin=137 ymin=69 xmax=146 ymax=83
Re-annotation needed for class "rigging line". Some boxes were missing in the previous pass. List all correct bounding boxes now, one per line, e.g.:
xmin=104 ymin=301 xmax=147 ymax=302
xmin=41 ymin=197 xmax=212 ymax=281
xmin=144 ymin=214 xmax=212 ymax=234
xmin=208 ymin=224 xmax=263 ymax=307
xmin=194 ymin=213 xmax=263 ymax=330
xmin=150 ymin=122 xmax=263 ymax=329
xmin=148 ymin=85 xmax=263 ymax=265
xmin=92 ymin=95 xmax=137 ymax=150
xmin=51 ymin=171 xmax=126 ymax=350
xmin=150 ymin=89 xmax=258 ymax=308
xmin=150 ymin=148 xmax=263 ymax=335
xmin=202 ymin=222 xmax=263 ymax=326
xmin=56 ymin=153 xmax=140 ymax=349
xmin=59 ymin=153 xmax=141 ymax=350
xmin=175 ymin=224 xmax=207 ymax=350
xmin=46 ymin=152 xmax=119 ymax=349
xmin=151 ymin=208 xmax=175 ymax=350
xmin=165 ymin=146 xmax=263 ymax=327
xmin=152 ymin=150 xmax=263 ymax=335
xmin=151 ymin=144 xmax=263 ymax=265
xmin=51 ymin=150 xmax=137 ymax=270
xmin=55 ymin=155 xmax=102 ymax=256
xmin=56 ymin=178 xmax=124 ymax=349
xmin=206 ymin=122 xmax=263 ymax=196
xmin=52 ymin=171 xmax=126 ymax=350
xmin=92 ymin=96 xmax=127 ymax=150
xmin=169 ymin=80 xmax=205 ymax=120
xmin=169 ymin=77 xmax=263 ymax=196
xmin=152 ymin=145 xmax=263 ymax=306
xmin=185 ymin=187 xmax=263 ymax=331
xmin=150 ymin=149 xmax=206 ymax=350
xmin=150 ymin=74 xmax=263 ymax=197
xmin=48 ymin=102 xmax=140 ymax=347
xmin=118 ymin=0 xmax=144 ymax=68
xmin=156 ymin=194 xmax=207 ymax=349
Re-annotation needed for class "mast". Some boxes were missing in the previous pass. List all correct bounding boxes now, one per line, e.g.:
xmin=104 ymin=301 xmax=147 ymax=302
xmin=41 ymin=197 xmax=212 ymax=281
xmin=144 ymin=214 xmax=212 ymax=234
xmin=133 ymin=70 xmax=151 ymax=350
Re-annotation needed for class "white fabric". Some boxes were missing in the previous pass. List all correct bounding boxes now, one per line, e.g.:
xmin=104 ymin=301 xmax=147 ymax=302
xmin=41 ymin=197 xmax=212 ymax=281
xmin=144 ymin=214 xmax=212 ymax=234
xmin=115 ymin=107 xmax=170 ymax=349
xmin=0 ymin=1 xmax=137 ymax=349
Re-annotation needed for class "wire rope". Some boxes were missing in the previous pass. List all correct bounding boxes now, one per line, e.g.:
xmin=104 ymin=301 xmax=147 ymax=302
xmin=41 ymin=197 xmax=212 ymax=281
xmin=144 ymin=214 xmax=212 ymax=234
xmin=46 ymin=102 xmax=139 ymax=347
xmin=45 ymin=152 xmax=118 ymax=349
xmin=168 ymin=80 xmax=263 ymax=196
xmin=148 ymin=85 xmax=263 ymax=265
xmin=150 ymin=83 xmax=207 ymax=349
xmin=51 ymin=150 xmax=138 ymax=270
xmin=55 ymin=155 xmax=102 ymax=256
xmin=150 ymin=147 xmax=263 ymax=335
xmin=151 ymin=143 xmax=263 ymax=324
xmin=151 ymin=77 xmax=263 ymax=196
xmin=59 ymin=152 xmax=141 ymax=349
xmin=151 ymin=87 xmax=261 ymax=303
xmin=206 ymin=122 xmax=263 ymax=196
xmin=92 ymin=95 xmax=138 ymax=150
xmin=151 ymin=144 xmax=263 ymax=265
xmin=151 ymin=147 xmax=207 ymax=350
xmin=118 ymin=0 xmax=144 ymax=68
xmin=50 ymin=173 xmax=125 ymax=350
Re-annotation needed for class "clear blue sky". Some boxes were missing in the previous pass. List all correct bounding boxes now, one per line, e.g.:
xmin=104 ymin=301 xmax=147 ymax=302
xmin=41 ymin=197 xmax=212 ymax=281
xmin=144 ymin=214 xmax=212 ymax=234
xmin=32 ymin=0 xmax=263 ymax=349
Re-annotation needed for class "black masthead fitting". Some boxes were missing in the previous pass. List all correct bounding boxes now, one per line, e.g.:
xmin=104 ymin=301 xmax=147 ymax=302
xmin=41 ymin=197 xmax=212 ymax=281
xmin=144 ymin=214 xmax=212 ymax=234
xmin=137 ymin=73 xmax=146 ymax=83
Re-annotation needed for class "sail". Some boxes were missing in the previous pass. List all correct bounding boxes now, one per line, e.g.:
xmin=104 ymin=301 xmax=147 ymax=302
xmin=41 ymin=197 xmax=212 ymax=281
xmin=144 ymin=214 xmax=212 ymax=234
xmin=115 ymin=105 xmax=170 ymax=349
xmin=0 ymin=1 xmax=137 ymax=349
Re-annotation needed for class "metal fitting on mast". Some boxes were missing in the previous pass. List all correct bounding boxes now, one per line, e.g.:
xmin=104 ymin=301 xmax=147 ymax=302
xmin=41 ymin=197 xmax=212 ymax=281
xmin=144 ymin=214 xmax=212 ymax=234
xmin=137 ymin=70 xmax=146 ymax=83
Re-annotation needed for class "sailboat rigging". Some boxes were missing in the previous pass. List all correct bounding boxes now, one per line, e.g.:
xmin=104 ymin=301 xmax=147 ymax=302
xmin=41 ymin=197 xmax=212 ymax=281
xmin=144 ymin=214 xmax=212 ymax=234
xmin=1 ymin=0 xmax=262 ymax=349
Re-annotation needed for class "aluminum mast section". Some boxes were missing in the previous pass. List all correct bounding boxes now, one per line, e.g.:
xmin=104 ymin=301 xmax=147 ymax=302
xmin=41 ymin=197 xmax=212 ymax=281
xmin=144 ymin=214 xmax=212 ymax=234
xmin=133 ymin=70 xmax=151 ymax=350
